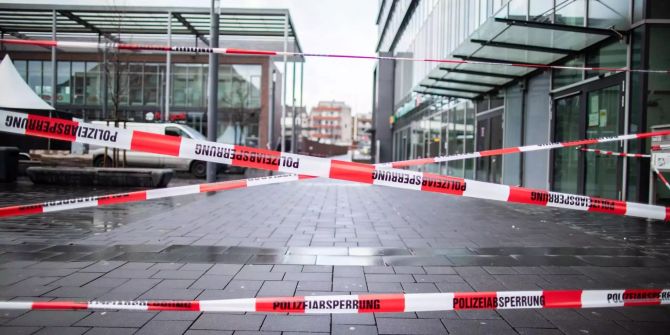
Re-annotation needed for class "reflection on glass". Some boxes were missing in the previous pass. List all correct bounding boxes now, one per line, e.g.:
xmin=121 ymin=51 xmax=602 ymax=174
xmin=43 ymin=61 xmax=52 ymax=102
xmin=588 ymin=0 xmax=629 ymax=29
xmin=553 ymin=56 xmax=584 ymax=89
xmin=464 ymin=101 xmax=475 ymax=179
xmin=552 ymin=95 xmax=580 ymax=194
xmin=85 ymin=62 xmax=100 ymax=105
xmin=27 ymin=60 xmax=42 ymax=98
xmin=555 ymin=0 xmax=585 ymax=26
xmin=530 ymin=0 xmax=553 ymax=22
xmin=57 ymin=61 xmax=71 ymax=104
xmin=648 ymin=0 xmax=670 ymax=19
xmin=586 ymin=41 xmax=626 ymax=78
xmin=128 ymin=65 xmax=143 ymax=105
xmin=72 ymin=62 xmax=85 ymax=105
xmin=143 ymin=64 xmax=159 ymax=106
xmin=647 ymin=27 xmax=670 ymax=202
xmin=584 ymin=86 xmax=620 ymax=198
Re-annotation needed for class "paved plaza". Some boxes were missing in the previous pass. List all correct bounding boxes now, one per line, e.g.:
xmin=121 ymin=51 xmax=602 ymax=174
xmin=1 ymin=176 xmax=670 ymax=334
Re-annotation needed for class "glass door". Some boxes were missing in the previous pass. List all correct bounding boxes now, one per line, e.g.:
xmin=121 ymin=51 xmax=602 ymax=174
xmin=584 ymin=85 xmax=623 ymax=198
xmin=552 ymin=94 xmax=581 ymax=194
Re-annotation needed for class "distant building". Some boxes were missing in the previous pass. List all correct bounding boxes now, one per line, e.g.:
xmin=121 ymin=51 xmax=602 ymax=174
xmin=353 ymin=113 xmax=372 ymax=147
xmin=309 ymin=101 xmax=352 ymax=145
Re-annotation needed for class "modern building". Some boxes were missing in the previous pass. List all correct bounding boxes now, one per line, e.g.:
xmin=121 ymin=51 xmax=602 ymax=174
xmin=0 ymin=2 xmax=303 ymax=151
xmin=353 ymin=113 xmax=372 ymax=146
xmin=373 ymin=0 xmax=670 ymax=204
xmin=309 ymin=101 xmax=353 ymax=145
xmin=281 ymin=105 xmax=307 ymax=150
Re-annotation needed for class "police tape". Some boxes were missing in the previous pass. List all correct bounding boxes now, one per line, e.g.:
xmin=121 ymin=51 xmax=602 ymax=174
xmin=0 ymin=174 xmax=311 ymax=218
xmin=2 ymin=110 xmax=669 ymax=221
xmin=378 ymin=131 xmax=669 ymax=169
xmin=1 ymin=38 xmax=669 ymax=74
xmin=652 ymin=165 xmax=670 ymax=192
xmin=0 ymin=289 xmax=668 ymax=313
xmin=578 ymin=147 xmax=650 ymax=158
xmin=652 ymin=144 xmax=670 ymax=151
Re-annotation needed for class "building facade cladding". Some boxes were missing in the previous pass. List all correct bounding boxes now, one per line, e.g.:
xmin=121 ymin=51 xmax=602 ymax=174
xmin=310 ymin=101 xmax=353 ymax=145
xmin=3 ymin=50 xmax=273 ymax=149
xmin=377 ymin=0 xmax=670 ymax=204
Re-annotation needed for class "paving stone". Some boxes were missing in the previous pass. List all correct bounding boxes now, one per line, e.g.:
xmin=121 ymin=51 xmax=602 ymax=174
xmin=334 ymin=266 xmax=365 ymax=277
xmin=7 ymin=311 xmax=92 ymax=327
xmin=0 ymin=326 xmax=41 ymax=334
xmin=332 ymin=313 xmax=375 ymax=325
xmin=33 ymin=327 xmax=89 ymax=335
xmin=549 ymin=318 xmax=631 ymax=335
xmin=82 ymin=327 xmax=138 ymax=335
xmin=260 ymin=315 xmax=330 ymax=332
xmin=52 ymin=273 xmax=104 ymax=287
xmin=296 ymin=281 xmax=331 ymax=291
xmin=191 ymin=314 xmax=265 ymax=331
xmin=365 ymin=274 xmax=414 ymax=283
xmin=441 ymin=319 xmax=516 ymax=335
xmin=152 ymin=270 xmax=204 ymax=280
xmin=190 ymin=275 xmax=233 ymax=290
xmin=135 ymin=320 xmax=192 ymax=335
xmin=376 ymin=318 xmax=446 ymax=334
xmin=332 ymin=324 xmax=378 ymax=335
xmin=75 ymin=311 xmax=156 ymax=328
xmin=257 ymin=280 xmax=297 ymax=297
xmin=284 ymin=272 xmax=331 ymax=281
xmin=333 ymin=277 xmax=367 ymax=291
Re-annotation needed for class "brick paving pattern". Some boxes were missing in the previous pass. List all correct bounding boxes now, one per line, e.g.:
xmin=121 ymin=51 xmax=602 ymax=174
xmin=1 ymin=177 xmax=670 ymax=334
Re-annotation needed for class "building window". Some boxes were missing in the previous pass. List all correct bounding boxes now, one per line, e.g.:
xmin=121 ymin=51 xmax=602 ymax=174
xmin=57 ymin=61 xmax=71 ymax=104
xmin=72 ymin=62 xmax=85 ymax=105
xmin=143 ymin=64 xmax=159 ymax=106
xmin=555 ymin=0 xmax=586 ymax=26
xmin=85 ymin=62 xmax=101 ymax=105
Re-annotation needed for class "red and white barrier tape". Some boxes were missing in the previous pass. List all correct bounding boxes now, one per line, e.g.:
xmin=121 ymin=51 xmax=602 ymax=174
xmin=0 ymin=289 xmax=668 ymax=313
xmin=652 ymin=165 xmax=670 ymax=192
xmin=578 ymin=147 xmax=650 ymax=159
xmin=378 ymin=131 xmax=670 ymax=169
xmin=652 ymin=144 xmax=670 ymax=151
xmin=0 ymin=174 xmax=311 ymax=218
xmin=1 ymin=39 xmax=669 ymax=75
xmin=2 ymin=110 xmax=669 ymax=221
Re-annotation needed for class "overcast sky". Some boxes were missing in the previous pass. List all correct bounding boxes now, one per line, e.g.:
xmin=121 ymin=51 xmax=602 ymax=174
xmin=8 ymin=0 xmax=379 ymax=115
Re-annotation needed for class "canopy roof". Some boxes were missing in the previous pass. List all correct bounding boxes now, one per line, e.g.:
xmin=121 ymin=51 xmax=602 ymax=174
xmin=0 ymin=55 xmax=54 ymax=110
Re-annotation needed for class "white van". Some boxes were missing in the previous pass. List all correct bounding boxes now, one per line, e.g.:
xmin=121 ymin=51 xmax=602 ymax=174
xmin=89 ymin=121 xmax=212 ymax=178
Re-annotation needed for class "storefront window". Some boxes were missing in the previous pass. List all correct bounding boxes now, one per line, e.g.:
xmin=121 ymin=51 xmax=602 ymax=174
xmin=27 ymin=60 xmax=42 ymax=98
xmin=172 ymin=64 xmax=188 ymax=106
xmin=217 ymin=64 xmax=262 ymax=146
xmin=464 ymin=101 xmax=475 ymax=179
xmin=128 ymin=64 xmax=143 ymax=105
xmin=42 ymin=62 xmax=52 ymax=103
xmin=648 ymin=0 xmax=670 ymax=19
xmin=14 ymin=60 xmax=27 ymax=80
xmin=85 ymin=62 xmax=101 ymax=105
xmin=72 ymin=62 xmax=85 ymax=105
xmin=143 ymin=64 xmax=159 ymax=106
xmin=57 ymin=61 xmax=71 ymax=104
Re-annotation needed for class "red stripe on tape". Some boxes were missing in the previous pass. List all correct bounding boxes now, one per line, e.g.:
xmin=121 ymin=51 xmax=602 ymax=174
xmin=479 ymin=147 xmax=520 ymax=157
xmin=391 ymin=158 xmax=435 ymax=168
xmin=299 ymin=175 xmax=318 ymax=180
xmin=358 ymin=294 xmax=405 ymax=313
xmin=637 ymin=130 xmax=670 ymax=139
xmin=330 ymin=160 xmax=374 ymax=184
xmin=130 ymin=131 xmax=182 ymax=156
xmin=543 ymin=290 xmax=582 ymax=308
xmin=588 ymin=197 xmax=627 ymax=216
xmin=623 ymin=289 xmax=662 ymax=307
xmin=452 ymin=292 xmax=497 ymax=310
xmin=0 ymin=204 xmax=43 ymax=218
xmin=563 ymin=139 xmax=599 ymax=146
xmin=507 ymin=187 xmax=548 ymax=205
xmin=148 ymin=301 xmax=200 ymax=311
xmin=666 ymin=207 xmax=670 ymax=221
xmin=256 ymin=296 xmax=305 ymax=313
xmin=199 ymin=180 xmax=247 ymax=193
xmin=97 ymin=191 xmax=147 ymax=206
xmin=226 ymin=48 xmax=277 ymax=55
xmin=420 ymin=173 xmax=466 ymax=195
xmin=25 ymin=114 xmax=78 ymax=142
xmin=231 ymin=146 xmax=282 ymax=171
xmin=2 ymin=39 xmax=57 ymax=47
xmin=32 ymin=301 xmax=88 ymax=310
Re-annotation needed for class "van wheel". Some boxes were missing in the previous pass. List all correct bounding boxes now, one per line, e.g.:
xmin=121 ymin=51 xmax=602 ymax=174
xmin=190 ymin=161 xmax=207 ymax=178
xmin=93 ymin=155 xmax=113 ymax=167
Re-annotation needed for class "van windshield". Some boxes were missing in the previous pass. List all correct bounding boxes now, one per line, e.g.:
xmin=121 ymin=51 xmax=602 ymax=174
xmin=180 ymin=125 xmax=207 ymax=140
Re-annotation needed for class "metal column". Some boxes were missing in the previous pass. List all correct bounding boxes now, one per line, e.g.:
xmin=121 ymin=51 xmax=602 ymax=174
xmin=269 ymin=69 xmax=276 ymax=149
xmin=280 ymin=13 xmax=288 ymax=152
xmin=164 ymin=11 xmax=172 ymax=122
xmin=290 ymin=60 xmax=296 ymax=153
xmin=206 ymin=0 xmax=220 ymax=182
xmin=49 ymin=9 xmax=57 ymax=151
xmin=298 ymin=62 xmax=304 ymax=150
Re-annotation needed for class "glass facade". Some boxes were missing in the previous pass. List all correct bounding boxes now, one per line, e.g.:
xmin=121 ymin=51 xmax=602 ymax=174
xmin=13 ymin=58 xmax=262 ymax=147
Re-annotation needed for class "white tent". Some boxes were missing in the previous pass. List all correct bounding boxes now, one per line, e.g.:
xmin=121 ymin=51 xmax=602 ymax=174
xmin=0 ymin=55 xmax=54 ymax=110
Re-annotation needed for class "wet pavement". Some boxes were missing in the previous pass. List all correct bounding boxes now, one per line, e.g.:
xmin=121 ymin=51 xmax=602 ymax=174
xmin=1 ymin=175 xmax=670 ymax=334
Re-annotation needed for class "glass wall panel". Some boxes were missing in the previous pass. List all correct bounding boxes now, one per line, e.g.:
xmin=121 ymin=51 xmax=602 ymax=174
xmin=555 ymin=0 xmax=585 ymax=26
xmin=588 ymin=0 xmax=629 ymax=29
xmin=530 ymin=0 xmax=553 ymax=21
xmin=188 ymin=64 xmax=205 ymax=107
xmin=27 ymin=60 xmax=42 ymax=97
xmin=14 ymin=60 xmax=27 ymax=81
xmin=43 ymin=61 xmax=52 ymax=102
xmin=647 ymin=26 xmax=670 ymax=129
xmin=143 ymin=64 xmax=159 ymax=106
xmin=552 ymin=94 xmax=580 ymax=194
xmin=56 ymin=61 xmax=71 ymax=104
xmin=507 ymin=0 xmax=527 ymax=20
xmin=586 ymin=41 xmax=627 ymax=78
xmin=626 ymin=26 xmax=645 ymax=201
xmin=128 ymin=64 xmax=143 ymax=105
xmin=172 ymin=64 xmax=188 ymax=106
xmin=648 ymin=0 xmax=670 ymax=19
xmin=72 ymin=62 xmax=85 ymax=105
xmin=464 ymin=102 xmax=475 ymax=179
xmin=108 ymin=63 xmax=129 ymax=106
xmin=85 ymin=62 xmax=101 ymax=105
xmin=552 ymin=56 xmax=584 ymax=89
xmin=633 ymin=0 xmax=644 ymax=22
